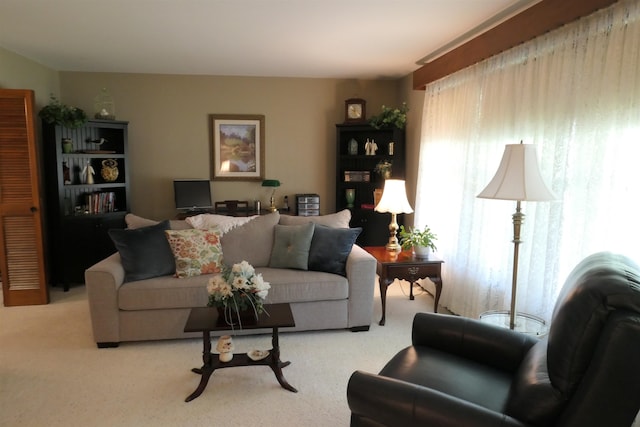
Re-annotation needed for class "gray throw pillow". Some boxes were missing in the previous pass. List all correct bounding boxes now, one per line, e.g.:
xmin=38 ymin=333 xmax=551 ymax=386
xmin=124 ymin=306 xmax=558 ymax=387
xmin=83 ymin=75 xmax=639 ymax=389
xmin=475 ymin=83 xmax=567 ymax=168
xmin=308 ymin=225 xmax=362 ymax=276
xmin=108 ymin=220 xmax=176 ymax=281
xmin=268 ymin=222 xmax=315 ymax=270
xmin=221 ymin=212 xmax=280 ymax=267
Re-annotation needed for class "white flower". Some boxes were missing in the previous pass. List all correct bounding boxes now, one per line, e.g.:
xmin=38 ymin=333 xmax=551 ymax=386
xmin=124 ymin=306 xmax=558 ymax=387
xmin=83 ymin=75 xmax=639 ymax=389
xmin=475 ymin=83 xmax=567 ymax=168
xmin=233 ymin=260 xmax=255 ymax=277
xmin=206 ymin=261 xmax=270 ymax=312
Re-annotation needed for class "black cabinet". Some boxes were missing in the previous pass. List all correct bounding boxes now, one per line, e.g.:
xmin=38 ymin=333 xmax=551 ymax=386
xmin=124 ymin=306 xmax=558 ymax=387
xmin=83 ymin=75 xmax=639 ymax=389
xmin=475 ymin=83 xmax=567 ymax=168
xmin=43 ymin=120 xmax=130 ymax=289
xmin=335 ymin=124 xmax=405 ymax=246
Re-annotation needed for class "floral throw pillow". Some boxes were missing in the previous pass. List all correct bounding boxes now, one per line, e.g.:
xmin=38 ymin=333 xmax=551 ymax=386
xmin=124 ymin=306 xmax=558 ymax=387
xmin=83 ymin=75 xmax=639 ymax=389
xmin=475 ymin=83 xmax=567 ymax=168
xmin=165 ymin=227 xmax=224 ymax=278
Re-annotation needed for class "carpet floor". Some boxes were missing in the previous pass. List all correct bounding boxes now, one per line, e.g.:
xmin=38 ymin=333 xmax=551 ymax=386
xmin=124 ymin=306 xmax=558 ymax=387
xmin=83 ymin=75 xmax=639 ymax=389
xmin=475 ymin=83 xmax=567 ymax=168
xmin=1 ymin=279 xmax=440 ymax=427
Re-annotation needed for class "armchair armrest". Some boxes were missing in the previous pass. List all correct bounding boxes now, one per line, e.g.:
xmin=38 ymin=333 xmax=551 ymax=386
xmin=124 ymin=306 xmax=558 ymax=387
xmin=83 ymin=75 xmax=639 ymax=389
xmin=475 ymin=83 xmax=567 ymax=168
xmin=348 ymin=371 xmax=530 ymax=427
xmin=345 ymin=245 xmax=377 ymax=329
xmin=84 ymin=252 xmax=126 ymax=346
xmin=411 ymin=313 xmax=538 ymax=373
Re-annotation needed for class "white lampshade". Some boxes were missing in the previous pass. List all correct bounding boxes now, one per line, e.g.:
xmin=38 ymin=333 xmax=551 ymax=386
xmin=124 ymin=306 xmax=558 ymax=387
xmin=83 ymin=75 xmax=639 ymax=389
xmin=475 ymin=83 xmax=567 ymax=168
xmin=477 ymin=143 xmax=556 ymax=201
xmin=375 ymin=179 xmax=414 ymax=214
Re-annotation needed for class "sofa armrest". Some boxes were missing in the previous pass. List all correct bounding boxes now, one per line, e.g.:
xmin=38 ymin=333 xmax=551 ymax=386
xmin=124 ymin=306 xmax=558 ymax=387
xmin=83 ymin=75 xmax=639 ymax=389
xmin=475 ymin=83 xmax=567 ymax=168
xmin=345 ymin=245 xmax=377 ymax=329
xmin=411 ymin=312 xmax=538 ymax=373
xmin=84 ymin=253 xmax=126 ymax=346
xmin=348 ymin=371 xmax=529 ymax=427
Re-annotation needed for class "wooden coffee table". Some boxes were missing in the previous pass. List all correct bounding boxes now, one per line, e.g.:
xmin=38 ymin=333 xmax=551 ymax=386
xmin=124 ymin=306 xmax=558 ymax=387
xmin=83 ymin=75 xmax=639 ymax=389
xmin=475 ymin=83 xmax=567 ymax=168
xmin=364 ymin=246 xmax=444 ymax=326
xmin=183 ymin=303 xmax=297 ymax=402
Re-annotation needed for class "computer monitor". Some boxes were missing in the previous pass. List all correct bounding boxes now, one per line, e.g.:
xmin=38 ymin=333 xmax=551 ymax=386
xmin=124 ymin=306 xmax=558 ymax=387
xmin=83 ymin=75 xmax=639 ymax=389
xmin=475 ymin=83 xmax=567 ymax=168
xmin=173 ymin=179 xmax=213 ymax=212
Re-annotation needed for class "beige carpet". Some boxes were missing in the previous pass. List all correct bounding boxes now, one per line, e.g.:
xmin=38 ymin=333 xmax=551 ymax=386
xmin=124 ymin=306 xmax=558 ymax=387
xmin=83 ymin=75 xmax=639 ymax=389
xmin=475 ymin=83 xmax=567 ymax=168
xmin=0 ymin=279 xmax=440 ymax=427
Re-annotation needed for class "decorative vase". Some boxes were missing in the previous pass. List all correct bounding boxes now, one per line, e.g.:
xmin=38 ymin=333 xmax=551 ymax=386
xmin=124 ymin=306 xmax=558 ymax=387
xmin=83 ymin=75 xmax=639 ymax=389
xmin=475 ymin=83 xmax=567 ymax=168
xmin=217 ymin=305 xmax=258 ymax=326
xmin=413 ymin=246 xmax=431 ymax=259
xmin=62 ymin=138 xmax=73 ymax=154
xmin=100 ymin=159 xmax=119 ymax=182
xmin=345 ymin=189 xmax=355 ymax=208
xmin=348 ymin=138 xmax=358 ymax=155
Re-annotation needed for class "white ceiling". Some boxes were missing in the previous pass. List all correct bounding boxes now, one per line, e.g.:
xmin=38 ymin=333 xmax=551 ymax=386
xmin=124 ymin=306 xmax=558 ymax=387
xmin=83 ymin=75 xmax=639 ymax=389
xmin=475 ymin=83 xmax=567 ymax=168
xmin=0 ymin=0 xmax=538 ymax=79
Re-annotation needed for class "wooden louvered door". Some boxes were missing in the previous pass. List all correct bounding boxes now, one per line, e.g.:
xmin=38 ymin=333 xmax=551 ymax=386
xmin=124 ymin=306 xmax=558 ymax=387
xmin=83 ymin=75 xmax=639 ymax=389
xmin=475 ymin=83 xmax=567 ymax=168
xmin=0 ymin=89 xmax=48 ymax=306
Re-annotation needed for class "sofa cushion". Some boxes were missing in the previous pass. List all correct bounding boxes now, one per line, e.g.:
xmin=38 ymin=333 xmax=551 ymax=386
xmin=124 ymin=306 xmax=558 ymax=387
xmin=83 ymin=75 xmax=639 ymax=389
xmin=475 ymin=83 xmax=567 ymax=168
xmin=269 ymin=223 xmax=315 ymax=270
xmin=117 ymin=267 xmax=349 ymax=311
xmin=278 ymin=209 xmax=351 ymax=228
xmin=165 ymin=228 xmax=224 ymax=278
xmin=107 ymin=220 xmax=176 ymax=282
xmin=309 ymin=225 xmax=362 ymax=276
xmin=118 ymin=274 xmax=210 ymax=310
xmin=258 ymin=267 xmax=349 ymax=303
xmin=221 ymin=212 xmax=280 ymax=267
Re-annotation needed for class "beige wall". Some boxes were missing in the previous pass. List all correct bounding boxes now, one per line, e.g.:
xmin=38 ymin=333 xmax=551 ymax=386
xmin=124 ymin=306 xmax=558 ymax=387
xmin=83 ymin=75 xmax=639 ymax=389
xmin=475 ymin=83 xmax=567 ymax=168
xmin=0 ymin=47 xmax=60 ymax=108
xmin=60 ymin=73 xmax=409 ymax=219
xmin=1 ymin=46 xmax=424 ymax=222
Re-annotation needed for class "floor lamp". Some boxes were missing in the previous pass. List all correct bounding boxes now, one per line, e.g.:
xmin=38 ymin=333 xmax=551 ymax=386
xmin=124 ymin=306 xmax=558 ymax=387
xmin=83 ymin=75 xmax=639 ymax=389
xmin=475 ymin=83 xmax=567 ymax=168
xmin=477 ymin=143 xmax=555 ymax=330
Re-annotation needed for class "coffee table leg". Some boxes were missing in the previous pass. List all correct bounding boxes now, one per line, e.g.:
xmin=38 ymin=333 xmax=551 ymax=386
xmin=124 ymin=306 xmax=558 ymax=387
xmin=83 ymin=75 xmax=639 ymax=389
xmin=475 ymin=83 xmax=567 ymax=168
xmin=269 ymin=327 xmax=297 ymax=393
xmin=186 ymin=331 xmax=215 ymax=402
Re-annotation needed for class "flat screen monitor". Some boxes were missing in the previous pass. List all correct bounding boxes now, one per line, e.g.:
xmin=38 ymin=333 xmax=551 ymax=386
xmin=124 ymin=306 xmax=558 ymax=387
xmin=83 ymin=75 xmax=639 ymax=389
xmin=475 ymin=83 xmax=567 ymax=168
xmin=173 ymin=179 xmax=213 ymax=211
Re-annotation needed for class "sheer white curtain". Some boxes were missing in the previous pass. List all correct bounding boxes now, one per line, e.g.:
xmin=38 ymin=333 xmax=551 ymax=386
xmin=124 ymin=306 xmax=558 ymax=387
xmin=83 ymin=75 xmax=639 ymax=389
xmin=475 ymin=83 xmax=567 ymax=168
xmin=415 ymin=0 xmax=640 ymax=322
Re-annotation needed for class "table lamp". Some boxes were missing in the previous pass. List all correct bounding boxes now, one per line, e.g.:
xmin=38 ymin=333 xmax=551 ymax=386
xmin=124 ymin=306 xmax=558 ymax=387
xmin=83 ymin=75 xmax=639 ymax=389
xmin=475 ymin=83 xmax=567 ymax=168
xmin=261 ymin=179 xmax=281 ymax=212
xmin=375 ymin=179 xmax=414 ymax=251
xmin=477 ymin=142 xmax=555 ymax=330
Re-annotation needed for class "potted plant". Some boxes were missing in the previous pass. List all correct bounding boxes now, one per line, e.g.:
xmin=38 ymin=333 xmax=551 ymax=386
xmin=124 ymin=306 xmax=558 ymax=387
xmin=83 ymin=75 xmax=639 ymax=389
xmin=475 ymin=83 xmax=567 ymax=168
xmin=39 ymin=95 xmax=88 ymax=129
xmin=399 ymin=224 xmax=438 ymax=258
xmin=369 ymin=102 xmax=409 ymax=129
xmin=374 ymin=159 xmax=393 ymax=179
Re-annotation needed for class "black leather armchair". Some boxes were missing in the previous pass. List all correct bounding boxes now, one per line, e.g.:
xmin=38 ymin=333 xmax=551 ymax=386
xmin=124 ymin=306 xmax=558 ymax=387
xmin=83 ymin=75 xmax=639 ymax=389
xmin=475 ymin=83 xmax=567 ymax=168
xmin=347 ymin=252 xmax=640 ymax=427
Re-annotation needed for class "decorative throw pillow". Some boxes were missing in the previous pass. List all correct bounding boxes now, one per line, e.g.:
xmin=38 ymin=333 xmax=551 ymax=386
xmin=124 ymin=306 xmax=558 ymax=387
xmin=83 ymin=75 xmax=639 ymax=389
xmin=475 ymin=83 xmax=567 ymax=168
xmin=278 ymin=209 xmax=351 ymax=228
xmin=268 ymin=222 xmax=315 ymax=270
xmin=164 ymin=228 xmax=224 ymax=278
xmin=185 ymin=213 xmax=257 ymax=234
xmin=108 ymin=220 xmax=176 ymax=282
xmin=308 ymin=225 xmax=362 ymax=276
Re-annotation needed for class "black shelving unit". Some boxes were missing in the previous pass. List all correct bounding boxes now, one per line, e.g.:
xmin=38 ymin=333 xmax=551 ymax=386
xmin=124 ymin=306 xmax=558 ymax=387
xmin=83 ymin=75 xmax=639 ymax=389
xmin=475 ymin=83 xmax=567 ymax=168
xmin=335 ymin=124 xmax=405 ymax=246
xmin=43 ymin=119 xmax=130 ymax=288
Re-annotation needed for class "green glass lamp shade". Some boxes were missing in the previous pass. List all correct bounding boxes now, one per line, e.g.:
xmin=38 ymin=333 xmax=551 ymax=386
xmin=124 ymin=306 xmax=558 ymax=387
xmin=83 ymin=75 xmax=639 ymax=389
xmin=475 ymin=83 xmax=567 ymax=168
xmin=262 ymin=179 xmax=281 ymax=187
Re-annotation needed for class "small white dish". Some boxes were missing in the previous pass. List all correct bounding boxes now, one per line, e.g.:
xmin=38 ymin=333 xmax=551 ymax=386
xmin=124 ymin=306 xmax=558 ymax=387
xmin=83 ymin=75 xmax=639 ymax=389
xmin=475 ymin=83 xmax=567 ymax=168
xmin=247 ymin=349 xmax=269 ymax=361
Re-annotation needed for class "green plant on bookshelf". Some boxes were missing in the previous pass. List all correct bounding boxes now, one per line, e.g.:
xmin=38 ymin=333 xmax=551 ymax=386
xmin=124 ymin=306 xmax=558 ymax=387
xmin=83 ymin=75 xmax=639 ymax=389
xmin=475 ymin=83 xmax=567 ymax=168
xmin=39 ymin=95 xmax=88 ymax=129
xmin=369 ymin=102 xmax=409 ymax=129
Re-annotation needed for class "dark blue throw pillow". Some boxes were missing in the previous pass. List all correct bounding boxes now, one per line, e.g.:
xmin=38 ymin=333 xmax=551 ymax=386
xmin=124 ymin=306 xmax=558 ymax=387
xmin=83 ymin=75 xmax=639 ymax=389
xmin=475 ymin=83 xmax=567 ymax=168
xmin=308 ymin=224 xmax=362 ymax=276
xmin=108 ymin=220 xmax=175 ymax=281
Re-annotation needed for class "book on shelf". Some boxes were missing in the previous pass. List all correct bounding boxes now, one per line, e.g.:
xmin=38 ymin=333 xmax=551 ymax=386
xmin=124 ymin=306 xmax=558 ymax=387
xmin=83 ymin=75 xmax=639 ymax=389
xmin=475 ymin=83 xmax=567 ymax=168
xmin=85 ymin=191 xmax=116 ymax=214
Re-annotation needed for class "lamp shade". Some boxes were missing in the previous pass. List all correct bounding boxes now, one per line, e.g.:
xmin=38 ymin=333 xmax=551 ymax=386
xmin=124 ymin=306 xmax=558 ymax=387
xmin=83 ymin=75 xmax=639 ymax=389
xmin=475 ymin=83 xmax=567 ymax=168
xmin=261 ymin=179 xmax=280 ymax=187
xmin=375 ymin=179 xmax=414 ymax=214
xmin=477 ymin=144 xmax=555 ymax=201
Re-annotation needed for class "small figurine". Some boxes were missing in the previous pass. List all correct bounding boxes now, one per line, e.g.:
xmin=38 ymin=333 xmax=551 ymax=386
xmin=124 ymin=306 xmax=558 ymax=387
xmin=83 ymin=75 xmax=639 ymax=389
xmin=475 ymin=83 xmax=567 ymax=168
xmin=62 ymin=161 xmax=71 ymax=184
xmin=81 ymin=160 xmax=95 ymax=184
xmin=216 ymin=335 xmax=234 ymax=362
xmin=365 ymin=138 xmax=378 ymax=155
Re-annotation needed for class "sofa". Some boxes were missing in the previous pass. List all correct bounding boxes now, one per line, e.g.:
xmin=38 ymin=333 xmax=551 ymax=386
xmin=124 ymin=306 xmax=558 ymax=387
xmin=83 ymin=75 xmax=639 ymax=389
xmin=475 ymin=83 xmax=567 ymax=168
xmin=85 ymin=210 xmax=378 ymax=348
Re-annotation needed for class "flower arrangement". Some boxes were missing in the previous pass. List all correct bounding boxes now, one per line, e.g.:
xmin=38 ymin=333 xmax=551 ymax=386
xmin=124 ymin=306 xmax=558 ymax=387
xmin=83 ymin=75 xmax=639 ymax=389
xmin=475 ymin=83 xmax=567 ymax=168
xmin=374 ymin=160 xmax=393 ymax=178
xmin=206 ymin=261 xmax=270 ymax=318
xmin=369 ymin=102 xmax=409 ymax=129
xmin=38 ymin=95 xmax=88 ymax=129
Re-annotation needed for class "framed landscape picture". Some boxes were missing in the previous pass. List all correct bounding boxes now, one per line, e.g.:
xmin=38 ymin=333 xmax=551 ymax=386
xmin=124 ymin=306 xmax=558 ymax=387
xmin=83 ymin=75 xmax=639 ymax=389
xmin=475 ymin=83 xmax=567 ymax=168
xmin=210 ymin=114 xmax=265 ymax=181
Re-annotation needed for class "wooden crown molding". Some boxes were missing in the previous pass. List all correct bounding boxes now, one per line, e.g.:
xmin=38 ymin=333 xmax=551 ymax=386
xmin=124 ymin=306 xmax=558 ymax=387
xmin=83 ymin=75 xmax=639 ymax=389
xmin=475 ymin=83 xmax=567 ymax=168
xmin=413 ymin=0 xmax=620 ymax=89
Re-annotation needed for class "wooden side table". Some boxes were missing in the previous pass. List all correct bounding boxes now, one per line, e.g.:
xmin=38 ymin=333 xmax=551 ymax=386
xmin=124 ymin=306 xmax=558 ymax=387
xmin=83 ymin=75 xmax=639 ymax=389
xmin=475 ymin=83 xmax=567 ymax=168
xmin=364 ymin=246 xmax=444 ymax=326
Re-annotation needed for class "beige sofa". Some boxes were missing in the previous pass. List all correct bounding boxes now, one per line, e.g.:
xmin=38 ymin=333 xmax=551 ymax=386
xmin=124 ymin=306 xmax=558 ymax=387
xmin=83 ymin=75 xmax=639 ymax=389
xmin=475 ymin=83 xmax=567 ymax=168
xmin=85 ymin=210 xmax=377 ymax=347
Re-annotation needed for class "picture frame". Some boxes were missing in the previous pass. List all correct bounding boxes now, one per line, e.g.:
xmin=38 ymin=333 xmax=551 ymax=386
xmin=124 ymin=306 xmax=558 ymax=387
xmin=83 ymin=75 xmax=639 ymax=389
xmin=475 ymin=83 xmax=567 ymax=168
xmin=210 ymin=114 xmax=265 ymax=181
